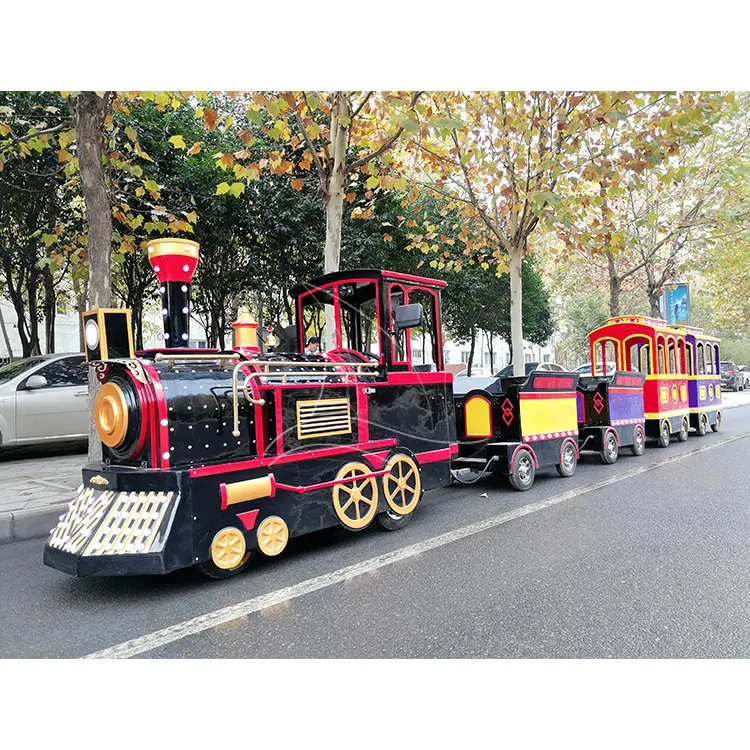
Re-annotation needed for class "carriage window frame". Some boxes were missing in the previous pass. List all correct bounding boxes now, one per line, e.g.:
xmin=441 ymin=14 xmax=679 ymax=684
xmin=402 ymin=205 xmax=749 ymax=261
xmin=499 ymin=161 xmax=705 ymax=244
xmin=667 ymin=338 xmax=681 ymax=375
xmin=387 ymin=283 xmax=409 ymax=365
xmin=705 ymin=344 xmax=713 ymax=375
xmin=593 ymin=338 xmax=621 ymax=376
xmin=686 ymin=342 xmax=694 ymax=376
xmin=336 ymin=278 xmax=382 ymax=362
xmin=656 ymin=335 xmax=667 ymax=375
xmin=403 ymin=285 xmax=443 ymax=372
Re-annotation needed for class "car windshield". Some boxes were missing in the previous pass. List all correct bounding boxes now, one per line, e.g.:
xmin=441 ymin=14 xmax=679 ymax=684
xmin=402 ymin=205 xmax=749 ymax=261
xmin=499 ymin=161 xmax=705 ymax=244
xmin=0 ymin=357 xmax=47 ymax=385
xmin=494 ymin=363 xmax=536 ymax=378
xmin=720 ymin=362 xmax=734 ymax=372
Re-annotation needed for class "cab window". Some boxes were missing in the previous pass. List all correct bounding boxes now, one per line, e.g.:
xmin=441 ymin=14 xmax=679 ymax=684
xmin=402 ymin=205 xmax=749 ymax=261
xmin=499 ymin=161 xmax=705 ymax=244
xmin=338 ymin=280 xmax=381 ymax=360
xmin=406 ymin=288 xmax=441 ymax=371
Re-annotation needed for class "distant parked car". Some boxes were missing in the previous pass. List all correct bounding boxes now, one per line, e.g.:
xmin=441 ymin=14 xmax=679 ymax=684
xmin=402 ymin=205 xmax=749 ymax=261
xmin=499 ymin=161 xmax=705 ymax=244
xmin=575 ymin=361 xmax=616 ymax=377
xmin=720 ymin=361 xmax=744 ymax=392
xmin=493 ymin=362 xmax=565 ymax=378
xmin=738 ymin=366 xmax=750 ymax=389
xmin=0 ymin=353 xmax=89 ymax=449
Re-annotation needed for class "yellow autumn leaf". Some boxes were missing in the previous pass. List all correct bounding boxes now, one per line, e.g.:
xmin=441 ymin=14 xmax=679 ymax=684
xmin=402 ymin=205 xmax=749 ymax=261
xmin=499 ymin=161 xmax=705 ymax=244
xmin=187 ymin=141 xmax=203 ymax=156
xmin=366 ymin=176 xmax=380 ymax=189
xmin=57 ymin=149 xmax=74 ymax=163
xmin=291 ymin=179 xmax=305 ymax=191
xmin=169 ymin=134 xmax=186 ymax=150
xmin=216 ymin=182 xmax=231 ymax=195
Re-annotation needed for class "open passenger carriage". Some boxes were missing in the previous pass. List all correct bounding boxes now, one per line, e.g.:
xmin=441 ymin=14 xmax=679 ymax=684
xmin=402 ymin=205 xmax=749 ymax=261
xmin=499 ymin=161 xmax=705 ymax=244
xmin=453 ymin=371 xmax=581 ymax=490
xmin=588 ymin=316 xmax=690 ymax=448
xmin=44 ymin=240 xmax=457 ymax=578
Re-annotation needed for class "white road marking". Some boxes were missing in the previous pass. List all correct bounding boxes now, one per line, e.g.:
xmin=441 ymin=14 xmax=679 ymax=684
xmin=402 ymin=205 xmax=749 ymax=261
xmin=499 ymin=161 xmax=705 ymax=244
xmin=84 ymin=430 xmax=750 ymax=659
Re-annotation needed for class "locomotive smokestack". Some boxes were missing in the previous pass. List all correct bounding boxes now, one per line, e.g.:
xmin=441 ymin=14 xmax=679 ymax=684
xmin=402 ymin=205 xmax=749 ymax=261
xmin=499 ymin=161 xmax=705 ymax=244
xmin=147 ymin=239 xmax=200 ymax=348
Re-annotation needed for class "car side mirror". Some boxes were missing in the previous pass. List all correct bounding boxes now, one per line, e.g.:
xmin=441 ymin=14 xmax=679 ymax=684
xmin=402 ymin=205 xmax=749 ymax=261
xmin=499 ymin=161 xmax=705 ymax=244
xmin=25 ymin=375 xmax=48 ymax=389
xmin=394 ymin=303 xmax=423 ymax=330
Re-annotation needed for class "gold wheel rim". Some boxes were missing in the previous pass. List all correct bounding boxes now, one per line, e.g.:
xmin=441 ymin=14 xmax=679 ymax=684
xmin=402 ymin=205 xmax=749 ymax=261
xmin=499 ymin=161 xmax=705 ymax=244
xmin=382 ymin=454 xmax=421 ymax=516
xmin=210 ymin=527 xmax=247 ymax=570
xmin=257 ymin=516 xmax=289 ymax=557
xmin=333 ymin=462 xmax=379 ymax=530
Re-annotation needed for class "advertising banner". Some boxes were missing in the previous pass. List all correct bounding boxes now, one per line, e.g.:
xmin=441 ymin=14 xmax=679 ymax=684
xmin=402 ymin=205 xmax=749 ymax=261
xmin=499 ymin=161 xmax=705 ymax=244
xmin=662 ymin=283 xmax=690 ymax=326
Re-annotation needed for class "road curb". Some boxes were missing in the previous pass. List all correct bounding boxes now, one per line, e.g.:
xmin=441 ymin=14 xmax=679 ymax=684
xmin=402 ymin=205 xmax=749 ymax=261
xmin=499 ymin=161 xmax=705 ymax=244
xmin=0 ymin=502 xmax=71 ymax=545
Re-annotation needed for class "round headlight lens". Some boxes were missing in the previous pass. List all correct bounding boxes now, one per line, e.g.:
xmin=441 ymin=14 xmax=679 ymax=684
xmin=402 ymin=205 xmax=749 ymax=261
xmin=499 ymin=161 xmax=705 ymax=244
xmin=85 ymin=319 xmax=100 ymax=349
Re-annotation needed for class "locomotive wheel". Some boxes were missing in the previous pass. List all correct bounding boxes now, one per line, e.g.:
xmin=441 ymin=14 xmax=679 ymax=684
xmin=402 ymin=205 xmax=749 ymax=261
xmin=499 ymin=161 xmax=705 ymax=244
xmin=697 ymin=413 xmax=708 ymax=436
xmin=657 ymin=420 xmax=671 ymax=448
xmin=382 ymin=453 xmax=422 ymax=516
xmin=631 ymin=425 xmax=646 ymax=456
xmin=509 ymin=448 xmax=535 ymax=491
xmin=332 ymin=462 xmax=379 ymax=531
xmin=711 ymin=411 xmax=721 ymax=432
xmin=377 ymin=508 xmax=415 ymax=532
xmin=677 ymin=417 xmax=689 ymax=443
xmin=556 ymin=441 xmax=578 ymax=478
xmin=256 ymin=516 xmax=289 ymax=557
xmin=600 ymin=432 xmax=619 ymax=465
xmin=197 ymin=527 xmax=254 ymax=579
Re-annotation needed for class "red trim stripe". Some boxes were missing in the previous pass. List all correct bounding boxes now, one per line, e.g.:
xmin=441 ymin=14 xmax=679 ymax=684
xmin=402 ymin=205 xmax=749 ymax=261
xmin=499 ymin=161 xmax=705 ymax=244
xmin=533 ymin=376 xmax=575 ymax=389
xmin=520 ymin=392 xmax=577 ymax=400
xmin=416 ymin=444 xmax=458 ymax=464
xmin=189 ymin=438 xmax=398 ymax=478
xmin=382 ymin=270 xmax=447 ymax=288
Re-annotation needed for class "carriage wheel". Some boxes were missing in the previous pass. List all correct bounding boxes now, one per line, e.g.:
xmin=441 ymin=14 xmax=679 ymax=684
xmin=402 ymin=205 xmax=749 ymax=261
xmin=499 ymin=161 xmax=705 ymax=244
xmin=556 ymin=441 xmax=578 ymax=478
xmin=332 ymin=462 xmax=379 ymax=531
xmin=711 ymin=411 xmax=721 ymax=432
xmin=257 ymin=516 xmax=289 ymax=557
xmin=197 ymin=526 xmax=254 ymax=579
xmin=509 ymin=448 xmax=535 ymax=491
xmin=631 ymin=425 xmax=645 ymax=456
xmin=382 ymin=454 xmax=422 ymax=517
xmin=657 ymin=420 xmax=671 ymax=448
xmin=600 ymin=432 xmax=619 ymax=465
xmin=677 ymin=416 xmax=689 ymax=442
xmin=697 ymin=413 xmax=708 ymax=437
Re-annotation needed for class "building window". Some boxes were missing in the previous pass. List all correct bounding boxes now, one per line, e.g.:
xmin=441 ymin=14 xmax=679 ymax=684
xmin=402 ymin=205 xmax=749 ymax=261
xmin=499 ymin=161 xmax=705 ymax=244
xmin=543 ymin=354 xmax=551 ymax=363
xmin=189 ymin=339 xmax=207 ymax=348
xmin=412 ymin=348 xmax=423 ymax=362
xmin=461 ymin=350 xmax=471 ymax=364
xmin=525 ymin=353 xmax=532 ymax=363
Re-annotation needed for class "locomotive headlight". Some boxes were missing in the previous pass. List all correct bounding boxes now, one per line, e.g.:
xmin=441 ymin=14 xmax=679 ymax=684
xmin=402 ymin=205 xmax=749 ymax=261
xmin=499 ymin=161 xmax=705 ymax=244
xmin=95 ymin=382 xmax=129 ymax=447
xmin=85 ymin=319 xmax=100 ymax=350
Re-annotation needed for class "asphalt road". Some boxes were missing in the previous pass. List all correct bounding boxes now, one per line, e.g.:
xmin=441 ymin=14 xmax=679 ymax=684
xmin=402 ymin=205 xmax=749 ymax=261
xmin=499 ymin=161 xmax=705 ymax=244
xmin=1 ymin=404 xmax=749 ymax=659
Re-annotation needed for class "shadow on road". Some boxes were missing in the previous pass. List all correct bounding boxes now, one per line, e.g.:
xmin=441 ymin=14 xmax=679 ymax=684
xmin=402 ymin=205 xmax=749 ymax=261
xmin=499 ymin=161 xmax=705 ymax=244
xmin=0 ymin=440 xmax=88 ymax=464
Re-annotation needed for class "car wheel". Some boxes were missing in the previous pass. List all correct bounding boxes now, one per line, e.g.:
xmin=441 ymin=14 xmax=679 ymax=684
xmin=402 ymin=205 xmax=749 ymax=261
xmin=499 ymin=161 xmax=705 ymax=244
xmin=711 ymin=412 xmax=721 ymax=432
xmin=697 ymin=413 xmax=708 ymax=437
xmin=630 ymin=425 xmax=646 ymax=456
xmin=657 ymin=420 xmax=670 ymax=448
xmin=509 ymin=448 xmax=536 ymax=491
xmin=599 ymin=431 xmax=619 ymax=465
xmin=676 ymin=417 xmax=689 ymax=443
xmin=556 ymin=441 xmax=578 ymax=478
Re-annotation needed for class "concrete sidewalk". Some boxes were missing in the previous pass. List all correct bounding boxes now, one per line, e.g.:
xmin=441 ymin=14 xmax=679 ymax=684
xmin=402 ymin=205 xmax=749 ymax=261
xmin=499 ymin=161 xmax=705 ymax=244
xmin=0 ymin=446 xmax=85 ymax=544
xmin=1 ymin=391 xmax=749 ymax=545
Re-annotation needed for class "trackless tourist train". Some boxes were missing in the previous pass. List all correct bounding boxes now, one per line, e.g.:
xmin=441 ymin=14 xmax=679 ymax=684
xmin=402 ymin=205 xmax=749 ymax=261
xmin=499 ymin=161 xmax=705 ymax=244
xmin=43 ymin=239 xmax=722 ymax=579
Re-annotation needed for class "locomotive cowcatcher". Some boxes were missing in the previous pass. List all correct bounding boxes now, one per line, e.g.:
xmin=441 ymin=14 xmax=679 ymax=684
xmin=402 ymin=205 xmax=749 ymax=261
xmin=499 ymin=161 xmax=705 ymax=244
xmin=44 ymin=239 xmax=457 ymax=578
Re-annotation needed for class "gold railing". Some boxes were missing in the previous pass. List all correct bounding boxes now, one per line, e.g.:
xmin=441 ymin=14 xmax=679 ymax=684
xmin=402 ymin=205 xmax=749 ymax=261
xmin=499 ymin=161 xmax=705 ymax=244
xmin=230 ymin=359 xmax=380 ymax=437
xmin=154 ymin=352 xmax=240 ymax=368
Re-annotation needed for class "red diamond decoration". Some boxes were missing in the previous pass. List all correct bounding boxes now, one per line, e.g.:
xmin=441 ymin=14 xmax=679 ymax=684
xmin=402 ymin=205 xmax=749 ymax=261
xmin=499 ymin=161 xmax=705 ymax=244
xmin=501 ymin=398 xmax=514 ymax=426
xmin=593 ymin=392 xmax=604 ymax=414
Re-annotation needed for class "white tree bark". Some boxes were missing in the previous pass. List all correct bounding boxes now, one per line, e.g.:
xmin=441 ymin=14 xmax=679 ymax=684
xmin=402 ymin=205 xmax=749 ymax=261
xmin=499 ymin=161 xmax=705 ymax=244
xmin=321 ymin=92 xmax=350 ymax=351
xmin=509 ymin=245 xmax=524 ymax=376
xmin=0 ymin=303 xmax=14 ymax=359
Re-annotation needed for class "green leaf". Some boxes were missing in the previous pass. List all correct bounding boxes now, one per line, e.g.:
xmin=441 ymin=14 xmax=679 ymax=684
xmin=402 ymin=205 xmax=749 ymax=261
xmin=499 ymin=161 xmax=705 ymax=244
xmin=366 ymin=176 xmax=380 ymax=189
xmin=435 ymin=117 xmax=464 ymax=130
xmin=125 ymin=126 xmax=137 ymax=142
xmin=41 ymin=233 xmax=58 ymax=247
xmin=247 ymin=108 xmax=263 ymax=125
xmin=402 ymin=119 xmax=419 ymax=133
xmin=216 ymin=182 xmax=231 ymax=195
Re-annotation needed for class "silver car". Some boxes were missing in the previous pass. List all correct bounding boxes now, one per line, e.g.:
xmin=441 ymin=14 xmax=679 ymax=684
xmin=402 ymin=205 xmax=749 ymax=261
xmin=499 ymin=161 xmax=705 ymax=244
xmin=0 ymin=353 xmax=90 ymax=449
